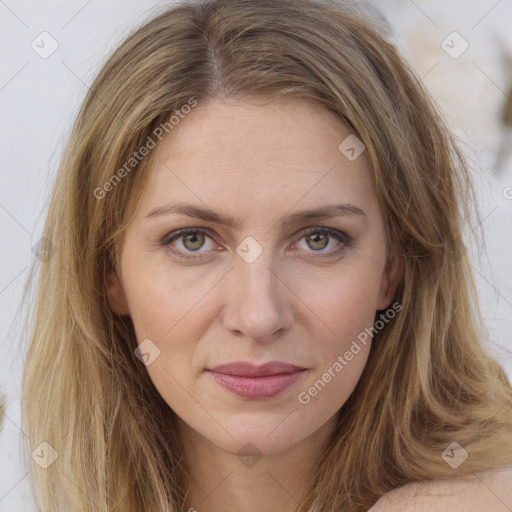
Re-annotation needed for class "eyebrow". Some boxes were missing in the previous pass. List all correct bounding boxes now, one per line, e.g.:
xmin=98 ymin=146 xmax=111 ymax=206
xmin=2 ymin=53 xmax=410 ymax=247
xmin=144 ymin=201 xmax=367 ymax=228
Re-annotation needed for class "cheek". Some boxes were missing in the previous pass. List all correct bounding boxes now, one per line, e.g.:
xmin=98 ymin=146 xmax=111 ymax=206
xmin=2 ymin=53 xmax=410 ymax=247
xmin=121 ymin=256 xmax=222 ymax=401
xmin=126 ymin=282 xmax=208 ymax=390
xmin=298 ymin=283 xmax=376 ymax=398
xmin=122 ymin=248 xmax=218 ymax=341
xmin=298 ymin=261 xmax=383 ymax=343
xmin=291 ymin=263 xmax=382 ymax=414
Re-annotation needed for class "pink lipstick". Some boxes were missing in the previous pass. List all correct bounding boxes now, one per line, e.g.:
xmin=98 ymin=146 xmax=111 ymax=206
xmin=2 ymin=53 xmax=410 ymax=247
xmin=208 ymin=361 xmax=306 ymax=399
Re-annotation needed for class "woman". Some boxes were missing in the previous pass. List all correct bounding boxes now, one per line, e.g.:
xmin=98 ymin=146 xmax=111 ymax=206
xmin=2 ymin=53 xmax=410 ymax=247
xmin=22 ymin=0 xmax=512 ymax=511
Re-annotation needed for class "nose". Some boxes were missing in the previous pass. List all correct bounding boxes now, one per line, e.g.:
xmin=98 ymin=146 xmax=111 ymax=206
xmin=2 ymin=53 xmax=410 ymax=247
xmin=221 ymin=247 xmax=294 ymax=344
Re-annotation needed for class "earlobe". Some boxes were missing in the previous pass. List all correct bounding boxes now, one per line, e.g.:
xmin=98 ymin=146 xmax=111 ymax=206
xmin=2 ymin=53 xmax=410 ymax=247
xmin=106 ymin=269 xmax=130 ymax=316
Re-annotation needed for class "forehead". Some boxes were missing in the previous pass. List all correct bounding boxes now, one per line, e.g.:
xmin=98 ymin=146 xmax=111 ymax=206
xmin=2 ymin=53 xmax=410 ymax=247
xmin=136 ymin=97 xmax=379 ymax=226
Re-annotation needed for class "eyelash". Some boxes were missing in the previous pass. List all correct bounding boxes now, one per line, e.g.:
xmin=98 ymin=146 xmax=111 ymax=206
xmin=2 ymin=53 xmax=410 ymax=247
xmin=160 ymin=227 xmax=352 ymax=262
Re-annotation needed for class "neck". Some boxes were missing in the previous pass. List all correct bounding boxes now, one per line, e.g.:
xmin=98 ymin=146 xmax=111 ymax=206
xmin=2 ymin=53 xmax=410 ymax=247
xmin=177 ymin=415 xmax=338 ymax=512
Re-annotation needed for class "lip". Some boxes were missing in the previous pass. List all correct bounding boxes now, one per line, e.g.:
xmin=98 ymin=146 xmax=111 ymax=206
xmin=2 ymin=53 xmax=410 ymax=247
xmin=207 ymin=361 xmax=307 ymax=399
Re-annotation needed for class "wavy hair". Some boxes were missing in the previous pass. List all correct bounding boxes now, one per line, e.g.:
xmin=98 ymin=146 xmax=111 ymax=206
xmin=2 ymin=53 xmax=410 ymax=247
xmin=21 ymin=0 xmax=512 ymax=510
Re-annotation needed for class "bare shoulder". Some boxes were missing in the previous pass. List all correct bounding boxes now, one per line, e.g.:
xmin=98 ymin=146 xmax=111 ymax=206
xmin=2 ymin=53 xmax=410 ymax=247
xmin=368 ymin=465 xmax=512 ymax=512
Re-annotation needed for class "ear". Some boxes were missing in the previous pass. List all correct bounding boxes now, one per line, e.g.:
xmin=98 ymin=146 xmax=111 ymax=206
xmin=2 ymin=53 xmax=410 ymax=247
xmin=376 ymin=247 xmax=403 ymax=310
xmin=106 ymin=269 xmax=130 ymax=316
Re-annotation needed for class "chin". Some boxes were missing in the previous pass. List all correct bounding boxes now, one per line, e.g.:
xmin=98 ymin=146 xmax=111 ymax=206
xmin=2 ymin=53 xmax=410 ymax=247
xmin=190 ymin=408 xmax=327 ymax=458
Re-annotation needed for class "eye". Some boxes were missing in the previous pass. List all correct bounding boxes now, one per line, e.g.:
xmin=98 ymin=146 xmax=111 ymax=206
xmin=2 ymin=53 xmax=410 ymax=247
xmin=161 ymin=226 xmax=351 ymax=261
xmin=161 ymin=228 xmax=218 ymax=260
xmin=292 ymin=227 xmax=351 ymax=259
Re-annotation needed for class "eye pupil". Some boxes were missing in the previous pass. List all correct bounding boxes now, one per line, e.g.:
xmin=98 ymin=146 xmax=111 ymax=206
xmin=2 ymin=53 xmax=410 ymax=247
xmin=183 ymin=232 xmax=205 ymax=251
xmin=306 ymin=233 xmax=328 ymax=250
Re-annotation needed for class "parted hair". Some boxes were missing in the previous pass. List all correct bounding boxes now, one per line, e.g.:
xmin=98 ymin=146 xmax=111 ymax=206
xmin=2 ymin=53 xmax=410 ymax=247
xmin=22 ymin=0 xmax=512 ymax=510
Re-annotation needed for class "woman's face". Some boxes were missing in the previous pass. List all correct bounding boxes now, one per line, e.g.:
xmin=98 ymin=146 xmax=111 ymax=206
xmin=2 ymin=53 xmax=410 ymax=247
xmin=107 ymin=97 xmax=401 ymax=457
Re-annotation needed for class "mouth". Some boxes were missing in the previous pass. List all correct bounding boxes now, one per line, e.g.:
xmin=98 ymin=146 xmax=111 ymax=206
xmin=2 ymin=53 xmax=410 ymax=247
xmin=207 ymin=361 xmax=307 ymax=399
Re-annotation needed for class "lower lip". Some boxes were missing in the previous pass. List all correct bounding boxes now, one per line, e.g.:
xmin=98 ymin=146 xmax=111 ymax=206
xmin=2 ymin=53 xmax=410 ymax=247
xmin=208 ymin=370 xmax=305 ymax=399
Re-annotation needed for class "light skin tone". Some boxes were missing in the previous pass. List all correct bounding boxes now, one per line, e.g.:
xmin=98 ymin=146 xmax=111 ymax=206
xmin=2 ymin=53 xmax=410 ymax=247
xmin=106 ymin=97 xmax=403 ymax=512
xmin=371 ymin=465 xmax=512 ymax=511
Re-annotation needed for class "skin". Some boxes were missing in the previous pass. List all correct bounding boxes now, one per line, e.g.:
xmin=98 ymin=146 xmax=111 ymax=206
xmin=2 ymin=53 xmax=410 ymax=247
xmin=369 ymin=466 xmax=512 ymax=511
xmin=106 ymin=97 xmax=402 ymax=512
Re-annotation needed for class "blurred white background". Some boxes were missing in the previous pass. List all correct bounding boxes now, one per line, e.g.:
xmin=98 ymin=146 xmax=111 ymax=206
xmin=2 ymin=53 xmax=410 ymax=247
xmin=1 ymin=0 xmax=511 ymax=509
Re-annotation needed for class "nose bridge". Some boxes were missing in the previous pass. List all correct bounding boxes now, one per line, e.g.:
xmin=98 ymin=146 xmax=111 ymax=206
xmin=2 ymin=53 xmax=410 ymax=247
xmin=223 ymin=244 xmax=291 ymax=341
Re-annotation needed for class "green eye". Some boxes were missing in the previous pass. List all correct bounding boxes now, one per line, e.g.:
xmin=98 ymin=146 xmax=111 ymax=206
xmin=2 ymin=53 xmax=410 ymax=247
xmin=162 ymin=228 xmax=216 ymax=260
xmin=295 ymin=227 xmax=351 ymax=257
xmin=305 ymin=232 xmax=329 ymax=251
xmin=181 ymin=232 xmax=206 ymax=251
xmin=161 ymin=227 xmax=351 ymax=261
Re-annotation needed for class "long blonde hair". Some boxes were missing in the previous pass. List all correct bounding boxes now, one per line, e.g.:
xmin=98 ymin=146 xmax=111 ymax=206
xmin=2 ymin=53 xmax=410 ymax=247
xmin=22 ymin=0 xmax=512 ymax=510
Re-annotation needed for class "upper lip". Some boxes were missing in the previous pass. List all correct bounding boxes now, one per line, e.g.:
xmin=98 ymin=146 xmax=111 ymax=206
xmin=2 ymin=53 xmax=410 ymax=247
xmin=208 ymin=361 xmax=305 ymax=377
